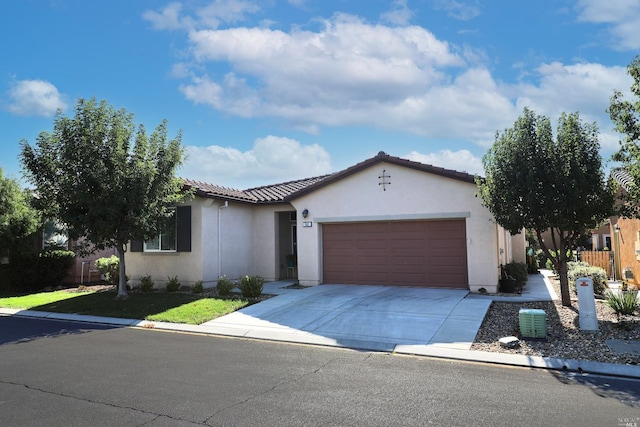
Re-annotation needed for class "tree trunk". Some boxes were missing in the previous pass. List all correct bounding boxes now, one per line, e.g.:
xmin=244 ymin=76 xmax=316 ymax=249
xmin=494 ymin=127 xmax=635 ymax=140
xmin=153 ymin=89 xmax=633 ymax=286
xmin=537 ymin=228 xmax=572 ymax=307
xmin=116 ymin=242 xmax=128 ymax=298
xmin=557 ymin=257 xmax=572 ymax=307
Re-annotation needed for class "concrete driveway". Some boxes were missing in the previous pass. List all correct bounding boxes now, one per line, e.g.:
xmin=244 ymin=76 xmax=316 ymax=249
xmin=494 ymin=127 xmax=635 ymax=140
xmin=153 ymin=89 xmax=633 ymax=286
xmin=201 ymin=283 xmax=493 ymax=352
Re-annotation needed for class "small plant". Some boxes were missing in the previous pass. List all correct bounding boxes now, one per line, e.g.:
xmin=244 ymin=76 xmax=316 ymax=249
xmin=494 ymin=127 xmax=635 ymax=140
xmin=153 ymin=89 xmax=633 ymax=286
xmin=138 ymin=275 xmax=155 ymax=292
xmin=95 ymin=255 xmax=119 ymax=285
xmin=568 ymin=263 xmax=607 ymax=295
xmin=165 ymin=275 xmax=181 ymax=292
xmin=216 ymin=275 xmax=235 ymax=296
xmin=239 ymin=275 xmax=264 ymax=298
xmin=504 ymin=262 xmax=528 ymax=289
xmin=605 ymin=290 xmax=639 ymax=319
xmin=192 ymin=280 xmax=204 ymax=294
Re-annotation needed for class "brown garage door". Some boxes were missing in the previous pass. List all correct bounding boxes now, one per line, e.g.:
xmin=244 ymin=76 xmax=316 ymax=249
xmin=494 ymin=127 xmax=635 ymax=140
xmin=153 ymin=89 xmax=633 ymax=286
xmin=322 ymin=220 xmax=468 ymax=288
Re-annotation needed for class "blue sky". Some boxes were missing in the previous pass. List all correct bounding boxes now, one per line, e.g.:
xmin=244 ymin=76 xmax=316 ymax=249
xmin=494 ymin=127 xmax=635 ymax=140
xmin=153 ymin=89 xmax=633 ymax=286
xmin=1 ymin=0 xmax=638 ymax=189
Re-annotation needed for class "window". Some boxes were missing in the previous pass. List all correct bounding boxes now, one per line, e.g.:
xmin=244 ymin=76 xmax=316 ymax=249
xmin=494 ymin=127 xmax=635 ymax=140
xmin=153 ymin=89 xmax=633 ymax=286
xmin=130 ymin=206 xmax=191 ymax=253
xmin=144 ymin=208 xmax=177 ymax=252
xmin=43 ymin=220 xmax=68 ymax=249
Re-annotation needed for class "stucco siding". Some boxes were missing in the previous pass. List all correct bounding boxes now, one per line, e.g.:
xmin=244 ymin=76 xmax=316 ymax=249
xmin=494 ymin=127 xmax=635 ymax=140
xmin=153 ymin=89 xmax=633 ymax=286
xmin=126 ymin=200 xmax=204 ymax=287
xmin=219 ymin=203 xmax=254 ymax=280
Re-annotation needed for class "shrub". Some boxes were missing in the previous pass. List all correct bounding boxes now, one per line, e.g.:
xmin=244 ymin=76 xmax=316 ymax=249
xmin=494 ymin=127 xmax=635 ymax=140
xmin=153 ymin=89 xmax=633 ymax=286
xmin=239 ymin=275 xmax=263 ymax=298
xmin=567 ymin=264 xmax=607 ymax=296
xmin=192 ymin=280 xmax=204 ymax=294
xmin=138 ymin=275 xmax=155 ymax=292
xmin=38 ymin=249 xmax=75 ymax=287
xmin=504 ymin=262 xmax=528 ymax=289
xmin=605 ymin=290 xmax=638 ymax=318
xmin=542 ymin=249 xmax=575 ymax=274
xmin=95 ymin=255 xmax=119 ymax=285
xmin=165 ymin=276 xmax=181 ymax=292
xmin=1 ymin=249 xmax=75 ymax=293
xmin=216 ymin=275 xmax=235 ymax=296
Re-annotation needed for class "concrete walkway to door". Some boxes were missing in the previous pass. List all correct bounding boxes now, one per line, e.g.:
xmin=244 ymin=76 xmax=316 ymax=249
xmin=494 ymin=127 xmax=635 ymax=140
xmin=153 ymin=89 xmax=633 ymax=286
xmin=201 ymin=284 xmax=493 ymax=352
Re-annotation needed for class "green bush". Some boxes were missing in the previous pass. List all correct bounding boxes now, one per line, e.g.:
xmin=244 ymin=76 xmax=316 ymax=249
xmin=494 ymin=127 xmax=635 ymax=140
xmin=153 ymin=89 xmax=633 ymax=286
xmin=192 ymin=280 xmax=204 ymax=294
xmin=165 ymin=275 xmax=181 ymax=292
xmin=239 ymin=275 xmax=263 ymax=298
xmin=216 ymin=275 xmax=235 ymax=296
xmin=0 ymin=249 xmax=75 ymax=293
xmin=95 ymin=255 xmax=119 ymax=285
xmin=605 ymin=290 xmax=638 ymax=317
xmin=542 ymin=249 xmax=575 ymax=274
xmin=567 ymin=264 xmax=607 ymax=296
xmin=38 ymin=249 xmax=75 ymax=287
xmin=504 ymin=262 xmax=528 ymax=289
xmin=138 ymin=275 xmax=155 ymax=292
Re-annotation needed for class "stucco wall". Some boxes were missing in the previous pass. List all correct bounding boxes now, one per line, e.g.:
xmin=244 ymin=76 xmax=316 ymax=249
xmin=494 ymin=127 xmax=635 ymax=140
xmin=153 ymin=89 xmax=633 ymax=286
xmin=126 ymin=199 xmax=204 ymax=288
xmin=611 ymin=217 xmax=640 ymax=286
xmin=219 ymin=202 xmax=255 ymax=280
xmin=291 ymin=162 xmax=504 ymax=292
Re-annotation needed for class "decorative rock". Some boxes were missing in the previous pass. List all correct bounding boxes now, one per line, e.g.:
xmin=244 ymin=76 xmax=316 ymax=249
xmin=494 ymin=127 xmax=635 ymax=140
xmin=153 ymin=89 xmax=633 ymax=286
xmin=499 ymin=336 xmax=521 ymax=348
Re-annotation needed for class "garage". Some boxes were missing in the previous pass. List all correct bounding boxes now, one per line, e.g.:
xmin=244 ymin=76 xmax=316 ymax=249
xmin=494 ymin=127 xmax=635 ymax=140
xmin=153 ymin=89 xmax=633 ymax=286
xmin=322 ymin=220 xmax=468 ymax=288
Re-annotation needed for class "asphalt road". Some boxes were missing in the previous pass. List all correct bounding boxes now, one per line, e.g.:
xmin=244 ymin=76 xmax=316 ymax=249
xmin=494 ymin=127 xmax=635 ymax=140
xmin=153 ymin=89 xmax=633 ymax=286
xmin=1 ymin=315 xmax=639 ymax=427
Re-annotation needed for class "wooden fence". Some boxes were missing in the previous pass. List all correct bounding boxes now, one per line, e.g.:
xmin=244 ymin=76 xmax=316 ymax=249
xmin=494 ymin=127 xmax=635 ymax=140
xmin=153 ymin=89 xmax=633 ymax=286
xmin=578 ymin=251 xmax=613 ymax=278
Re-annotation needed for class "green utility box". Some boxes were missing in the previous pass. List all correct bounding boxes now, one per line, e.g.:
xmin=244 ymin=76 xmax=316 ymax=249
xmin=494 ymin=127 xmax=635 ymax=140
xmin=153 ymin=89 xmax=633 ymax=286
xmin=519 ymin=309 xmax=547 ymax=339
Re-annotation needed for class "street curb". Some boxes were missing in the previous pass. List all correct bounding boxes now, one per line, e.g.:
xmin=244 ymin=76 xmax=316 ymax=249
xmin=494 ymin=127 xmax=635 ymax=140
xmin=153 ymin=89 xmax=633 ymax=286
xmin=3 ymin=308 xmax=639 ymax=380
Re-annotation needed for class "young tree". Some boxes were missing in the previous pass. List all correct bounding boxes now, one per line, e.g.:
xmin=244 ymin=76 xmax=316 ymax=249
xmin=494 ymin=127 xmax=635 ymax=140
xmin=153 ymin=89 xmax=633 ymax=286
xmin=478 ymin=108 xmax=613 ymax=306
xmin=610 ymin=55 xmax=640 ymax=215
xmin=0 ymin=168 xmax=41 ymax=258
xmin=20 ymin=98 xmax=189 ymax=298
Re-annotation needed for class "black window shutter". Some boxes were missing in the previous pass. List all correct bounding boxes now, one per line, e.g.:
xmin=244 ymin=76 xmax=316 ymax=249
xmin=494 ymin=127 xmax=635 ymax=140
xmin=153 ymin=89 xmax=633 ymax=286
xmin=176 ymin=205 xmax=192 ymax=252
xmin=130 ymin=239 xmax=143 ymax=252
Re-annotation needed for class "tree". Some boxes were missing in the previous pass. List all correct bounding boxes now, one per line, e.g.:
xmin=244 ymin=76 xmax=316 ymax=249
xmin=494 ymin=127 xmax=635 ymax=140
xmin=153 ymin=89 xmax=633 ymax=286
xmin=477 ymin=108 xmax=613 ymax=306
xmin=20 ymin=98 xmax=189 ymax=298
xmin=610 ymin=55 xmax=640 ymax=215
xmin=0 ymin=168 xmax=41 ymax=258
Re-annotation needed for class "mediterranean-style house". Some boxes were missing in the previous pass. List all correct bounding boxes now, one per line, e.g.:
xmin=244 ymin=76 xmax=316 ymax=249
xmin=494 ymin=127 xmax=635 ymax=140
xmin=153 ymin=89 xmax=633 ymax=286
xmin=126 ymin=151 xmax=525 ymax=293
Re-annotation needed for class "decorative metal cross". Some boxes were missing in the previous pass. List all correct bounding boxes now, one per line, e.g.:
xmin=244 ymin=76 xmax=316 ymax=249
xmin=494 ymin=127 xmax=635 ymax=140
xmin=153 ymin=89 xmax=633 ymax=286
xmin=378 ymin=169 xmax=391 ymax=191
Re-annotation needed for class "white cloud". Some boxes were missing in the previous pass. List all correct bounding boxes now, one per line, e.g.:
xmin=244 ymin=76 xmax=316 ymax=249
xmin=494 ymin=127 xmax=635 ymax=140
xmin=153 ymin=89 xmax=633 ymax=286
xmin=155 ymin=8 xmax=631 ymax=154
xmin=143 ymin=2 xmax=190 ymax=30
xmin=576 ymin=0 xmax=640 ymax=49
xmin=6 ymin=79 xmax=66 ymax=117
xmin=381 ymin=0 xmax=414 ymax=26
xmin=433 ymin=0 xmax=481 ymax=21
xmin=143 ymin=0 xmax=259 ymax=31
xmin=181 ymin=136 xmax=332 ymax=188
xmin=405 ymin=149 xmax=484 ymax=175
xmin=512 ymin=62 xmax=631 ymax=151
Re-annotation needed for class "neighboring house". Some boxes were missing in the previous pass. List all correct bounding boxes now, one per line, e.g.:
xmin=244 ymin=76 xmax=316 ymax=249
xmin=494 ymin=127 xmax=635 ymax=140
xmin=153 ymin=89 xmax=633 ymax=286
xmin=126 ymin=151 xmax=525 ymax=293
xmin=538 ymin=221 xmax=611 ymax=252
xmin=37 ymin=221 xmax=116 ymax=284
xmin=609 ymin=169 xmax=640 ymax=284
xmin=21 ymin=220 xmax=116 ymax=285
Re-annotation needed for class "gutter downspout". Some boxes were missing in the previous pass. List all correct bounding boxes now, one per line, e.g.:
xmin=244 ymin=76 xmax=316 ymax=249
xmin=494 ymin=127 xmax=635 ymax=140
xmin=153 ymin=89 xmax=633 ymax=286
xmin=218 ymin=201 xmax=229 ymax=278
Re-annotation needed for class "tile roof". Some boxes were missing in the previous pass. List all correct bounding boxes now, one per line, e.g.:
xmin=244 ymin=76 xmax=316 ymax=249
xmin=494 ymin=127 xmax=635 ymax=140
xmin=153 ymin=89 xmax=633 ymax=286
xmin=182 ymin=175 xmax=334 ymax=204
xmin=611 ymin=168 xmax=633 ymax=192
xmin=181 ymin=151 xmax=478 ymax=205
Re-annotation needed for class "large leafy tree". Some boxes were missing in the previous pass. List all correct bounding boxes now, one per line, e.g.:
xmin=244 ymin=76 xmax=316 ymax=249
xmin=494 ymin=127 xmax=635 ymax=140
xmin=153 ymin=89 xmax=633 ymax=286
xmin=478 ymin=108 xmax=613 ymax=306
xmin=610 ymin=55 xmax=640 ymax=215
xmin=0 ymin=168 xmax=41 ymax=258
xmin=20 ymin=98 xmax=189 ymax=297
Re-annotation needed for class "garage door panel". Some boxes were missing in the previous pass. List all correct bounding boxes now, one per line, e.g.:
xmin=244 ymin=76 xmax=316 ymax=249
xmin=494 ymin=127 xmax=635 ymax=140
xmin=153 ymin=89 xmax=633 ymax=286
xmin=322 ymin=220 xmax=467 ymax=289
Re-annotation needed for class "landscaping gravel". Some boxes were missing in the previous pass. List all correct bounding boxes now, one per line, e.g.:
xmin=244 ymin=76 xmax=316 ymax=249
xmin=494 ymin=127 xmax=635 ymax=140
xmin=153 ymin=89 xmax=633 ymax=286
xmin=471 ymin=277 xmax=640 ymax=365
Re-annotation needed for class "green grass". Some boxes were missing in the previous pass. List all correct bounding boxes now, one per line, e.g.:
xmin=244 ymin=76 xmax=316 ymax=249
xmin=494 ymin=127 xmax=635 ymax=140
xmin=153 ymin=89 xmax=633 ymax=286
xmin=0 ymin=290 xmax=251 ymax=325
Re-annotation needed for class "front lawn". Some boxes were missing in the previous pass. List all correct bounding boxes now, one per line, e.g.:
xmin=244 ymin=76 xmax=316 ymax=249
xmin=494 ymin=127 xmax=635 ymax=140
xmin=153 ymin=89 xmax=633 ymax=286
xmin=0 ymin=289 xmax=251 ymax=325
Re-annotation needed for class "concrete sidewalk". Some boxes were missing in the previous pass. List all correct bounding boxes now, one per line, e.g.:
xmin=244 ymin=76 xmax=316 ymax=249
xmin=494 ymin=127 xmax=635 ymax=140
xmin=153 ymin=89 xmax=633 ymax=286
xmin=2 ymin=272 xmax=640 ymax=379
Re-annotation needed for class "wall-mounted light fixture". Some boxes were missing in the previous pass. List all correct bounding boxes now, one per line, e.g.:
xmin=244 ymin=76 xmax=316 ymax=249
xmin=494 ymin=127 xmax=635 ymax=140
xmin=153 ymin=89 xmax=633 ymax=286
xmin=302 ymin=209 xmax=309 ymax=218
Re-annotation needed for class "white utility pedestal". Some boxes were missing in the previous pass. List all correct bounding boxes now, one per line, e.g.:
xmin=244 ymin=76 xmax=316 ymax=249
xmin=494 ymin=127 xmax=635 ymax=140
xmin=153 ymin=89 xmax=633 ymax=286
xmin=576 ymin=277 xmax=599 ymax=332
